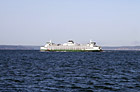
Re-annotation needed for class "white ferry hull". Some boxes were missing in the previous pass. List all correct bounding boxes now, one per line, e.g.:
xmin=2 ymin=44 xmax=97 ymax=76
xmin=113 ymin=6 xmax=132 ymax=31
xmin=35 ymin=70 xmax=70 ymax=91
xmin=40 ymin=40 xmax=102 ymax=52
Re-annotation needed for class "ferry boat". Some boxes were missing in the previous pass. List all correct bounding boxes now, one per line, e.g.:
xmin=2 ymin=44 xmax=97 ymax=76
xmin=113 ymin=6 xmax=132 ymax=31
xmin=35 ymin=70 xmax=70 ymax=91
xmin=40 ymin=40 xmax=102 ymax=52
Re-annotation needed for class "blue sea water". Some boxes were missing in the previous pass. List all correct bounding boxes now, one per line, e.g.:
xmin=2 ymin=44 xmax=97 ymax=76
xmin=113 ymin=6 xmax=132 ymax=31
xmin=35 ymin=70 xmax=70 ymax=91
xmin=0 ymin=50 xmax=140 ymax=92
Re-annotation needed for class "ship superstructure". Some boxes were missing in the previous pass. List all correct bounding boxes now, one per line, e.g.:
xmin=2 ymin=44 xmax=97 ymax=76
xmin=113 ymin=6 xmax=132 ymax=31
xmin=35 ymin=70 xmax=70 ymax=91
xmin=40 ymin=40 xmax=102 ymax=52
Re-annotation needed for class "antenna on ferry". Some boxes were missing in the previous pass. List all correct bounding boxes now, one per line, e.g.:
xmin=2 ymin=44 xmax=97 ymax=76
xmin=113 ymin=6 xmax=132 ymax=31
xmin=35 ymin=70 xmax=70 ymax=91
xmin=50 ymin=40 xmax=52 ymax=43
xmin=90 ymin=39 xmax=92 ymax=43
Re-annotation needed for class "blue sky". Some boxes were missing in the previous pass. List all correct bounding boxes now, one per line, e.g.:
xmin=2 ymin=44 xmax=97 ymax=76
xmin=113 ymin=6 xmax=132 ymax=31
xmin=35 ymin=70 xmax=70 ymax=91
xmin=0 ymin=0 xmax=140 ymax=46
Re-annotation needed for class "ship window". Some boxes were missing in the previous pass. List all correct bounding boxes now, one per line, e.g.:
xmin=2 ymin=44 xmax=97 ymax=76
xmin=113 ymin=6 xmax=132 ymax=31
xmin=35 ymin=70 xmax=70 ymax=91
xmin=68 ymin=40 xmax=74 ymax=43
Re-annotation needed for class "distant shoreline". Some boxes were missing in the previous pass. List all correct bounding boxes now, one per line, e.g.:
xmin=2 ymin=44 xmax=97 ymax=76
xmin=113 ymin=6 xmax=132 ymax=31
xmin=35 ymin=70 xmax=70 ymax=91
xmin=0 ymin=45 xmax=140 ymax=51
xmin=0 ymin=45 xmax=40 ymax=50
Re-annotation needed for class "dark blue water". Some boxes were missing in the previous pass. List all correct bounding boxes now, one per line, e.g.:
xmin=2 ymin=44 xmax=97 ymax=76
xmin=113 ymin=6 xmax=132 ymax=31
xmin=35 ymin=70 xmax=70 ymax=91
xmin=0 ymin=50 xmax=140 ymax=92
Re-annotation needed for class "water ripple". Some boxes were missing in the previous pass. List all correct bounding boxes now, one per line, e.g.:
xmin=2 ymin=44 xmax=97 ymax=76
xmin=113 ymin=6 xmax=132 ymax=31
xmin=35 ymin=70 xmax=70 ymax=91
xmin=0 ymin=50 xmax=140 ymax=91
